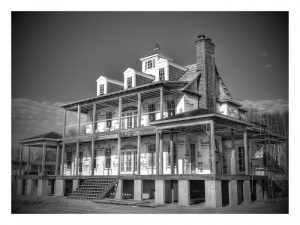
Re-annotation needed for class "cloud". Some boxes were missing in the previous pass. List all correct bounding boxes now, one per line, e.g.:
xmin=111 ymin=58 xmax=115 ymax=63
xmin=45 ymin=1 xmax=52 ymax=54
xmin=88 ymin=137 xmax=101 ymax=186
xmin=264 ymin=64 xmax=272 ymax=69
xmin=241 ymin=99 xmax=288 ymax=113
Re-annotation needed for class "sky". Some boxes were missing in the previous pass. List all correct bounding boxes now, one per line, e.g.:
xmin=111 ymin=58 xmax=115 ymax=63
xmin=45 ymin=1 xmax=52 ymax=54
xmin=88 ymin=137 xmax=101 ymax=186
xmin=11 ymin=12 xmax=288 ymax=156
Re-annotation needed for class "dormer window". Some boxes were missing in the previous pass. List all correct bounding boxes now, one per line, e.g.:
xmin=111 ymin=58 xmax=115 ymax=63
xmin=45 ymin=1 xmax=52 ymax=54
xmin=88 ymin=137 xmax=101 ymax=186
xmin=127 ymin=77 xmax=132 ymax=88
xmin=159 ymin=68 xmax=165 ymax=81
xmin=99 ymin=84 xmax=104 ymax=95
xmin=145 ymin=59 xmax=155 ymax=70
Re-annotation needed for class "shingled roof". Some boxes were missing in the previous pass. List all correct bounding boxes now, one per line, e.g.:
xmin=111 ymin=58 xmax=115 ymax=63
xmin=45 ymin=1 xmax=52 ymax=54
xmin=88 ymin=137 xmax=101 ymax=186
xmin=179 ymin=64 xmax=199 ymax=82
xmin=20 ymin=132 xmax=62 ymax=142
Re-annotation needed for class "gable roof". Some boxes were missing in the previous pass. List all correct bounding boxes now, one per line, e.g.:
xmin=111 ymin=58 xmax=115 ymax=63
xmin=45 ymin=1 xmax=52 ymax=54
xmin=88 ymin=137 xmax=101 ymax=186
xmin=179 ymin=64 xmax=199 ymax=82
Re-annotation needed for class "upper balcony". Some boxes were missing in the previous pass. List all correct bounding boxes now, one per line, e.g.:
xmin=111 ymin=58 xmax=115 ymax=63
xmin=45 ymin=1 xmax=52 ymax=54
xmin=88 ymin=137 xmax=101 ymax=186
xmin=62 ymin=84 xmax=190 ymax=138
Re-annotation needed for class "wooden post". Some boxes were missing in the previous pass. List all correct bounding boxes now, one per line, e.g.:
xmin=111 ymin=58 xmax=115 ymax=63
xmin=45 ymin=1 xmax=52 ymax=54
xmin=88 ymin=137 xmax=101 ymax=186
xmin=160 ymin=87 xmax=164 ymax=119
xmin=159 ymin=132 xmax=163 ymax=174
xmin=77 ymin=105 xmax=81 ymax=136
xmin=156 ymin=130 xmax=160 ymax=175
xmin=170 ymin=133 xmax=174 ymax=175
xmin=60 ymin=144 xmax=65 ymax=176
xmin=63 ymin=109 xmax=66 ymax=137
xmin=210 ymin=120 xmax=216 ymax=174
xmin=231 ymin=129 xmax=236 ymax=175
xmin=28 ymin=146 xmax=31 ymax=169
xmin=41 ymin=143 xmax=46 ymax=176
xmin=137 ymin=93 xmax=141 ymax=127
xmin=244 ymin=129 xmax=249 ymax=175
xmin=55 ymin=144 xmax=60 ymax=175
xmin=118 ymin=97 xmax=122 ymax=130
xmin=75 ymin=142 xmax=79 ymax=176
xmin=19 ymin=144 xmax=23 ymax=175
xmin=137 ymin=134 xmax=141 ymax=175
xmin=91 ymin=139 xmax=95 ymax=176
xmin=117 ymin=136 xmax=121 ymax=175
xmin=92 ymin=103 xmax=96 ymax=133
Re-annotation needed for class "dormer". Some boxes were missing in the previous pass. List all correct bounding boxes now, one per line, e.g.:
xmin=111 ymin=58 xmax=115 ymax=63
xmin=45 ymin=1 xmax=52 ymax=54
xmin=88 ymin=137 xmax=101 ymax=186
xmin=123 ymin=68 xmax=154 ymax=89
xmin=96 ymin=76 xmax=123 ymax=96
xmin=140 ymin=43 xmax=187 ymax=81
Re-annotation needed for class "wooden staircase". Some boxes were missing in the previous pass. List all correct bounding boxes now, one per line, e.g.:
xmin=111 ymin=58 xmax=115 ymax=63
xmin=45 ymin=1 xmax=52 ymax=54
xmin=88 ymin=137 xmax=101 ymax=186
xmin=68 ymin=177 xmax=118 ymax=200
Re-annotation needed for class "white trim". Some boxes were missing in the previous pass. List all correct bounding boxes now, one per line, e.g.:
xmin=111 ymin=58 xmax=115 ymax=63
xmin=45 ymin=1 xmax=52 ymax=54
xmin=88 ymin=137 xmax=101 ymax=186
xmin=139 ymin=53 xmax=173 ymax=62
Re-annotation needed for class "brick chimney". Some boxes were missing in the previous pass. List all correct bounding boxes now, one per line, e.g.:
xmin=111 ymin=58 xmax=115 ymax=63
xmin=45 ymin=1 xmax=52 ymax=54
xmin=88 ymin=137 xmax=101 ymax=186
xmin=195 ymin=35 xmax=216 ymax=112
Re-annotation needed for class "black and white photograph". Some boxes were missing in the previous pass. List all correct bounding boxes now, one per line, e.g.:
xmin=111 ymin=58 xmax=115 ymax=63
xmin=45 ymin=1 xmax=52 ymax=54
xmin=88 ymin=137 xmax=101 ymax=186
xmin=5 ymin=1 xmax=298 ymax=222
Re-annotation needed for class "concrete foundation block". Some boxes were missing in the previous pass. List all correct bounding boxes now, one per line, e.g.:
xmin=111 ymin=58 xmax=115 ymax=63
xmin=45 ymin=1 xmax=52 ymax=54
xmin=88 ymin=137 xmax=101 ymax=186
xmin=243 ymin=180 xmax=251 ymax=204
xmin=37 ymin=179 xmax=48 ymax=196
xmin=229 ymin=180 xmax=238 ymax=207
xmin=54 ymin=179 xmax=65 ymax=196
xmin=16 ymin=178 xmax=23 ymax=195
xmin=25 ymin=179 xmax=33 ymax=195
xmin=134 ymin=180 xmax=143 ymax=201
xmin=115 ymin=179 xmax=123 ymax=200
xmin=178 ymin=180 xmax=190 ymax=206
xmin=205 ymin=180 xmax=222 ymax=208
xmin=256 ymin=180 xmax=263 ymax=201
xmin=72 ymin=179 xmax=79 ymax=191
xmin=155 ymin=180 xmax=166 ymax=204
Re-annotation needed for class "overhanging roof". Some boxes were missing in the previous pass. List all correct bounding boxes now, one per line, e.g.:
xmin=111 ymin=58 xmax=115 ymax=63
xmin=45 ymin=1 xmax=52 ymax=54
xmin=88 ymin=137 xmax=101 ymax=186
xmin=19 ymin=132 xmax=62 ymax=144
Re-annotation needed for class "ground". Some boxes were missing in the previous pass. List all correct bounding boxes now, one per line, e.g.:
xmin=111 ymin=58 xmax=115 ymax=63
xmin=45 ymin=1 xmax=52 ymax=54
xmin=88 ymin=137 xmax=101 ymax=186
xmin=11 ymin=195 xmax=288 ymax=214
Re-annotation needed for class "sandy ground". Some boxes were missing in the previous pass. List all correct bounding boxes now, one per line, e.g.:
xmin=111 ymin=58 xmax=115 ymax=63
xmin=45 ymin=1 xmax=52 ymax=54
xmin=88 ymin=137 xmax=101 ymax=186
xmin=11 ymin=195 xmax=288 ymax=214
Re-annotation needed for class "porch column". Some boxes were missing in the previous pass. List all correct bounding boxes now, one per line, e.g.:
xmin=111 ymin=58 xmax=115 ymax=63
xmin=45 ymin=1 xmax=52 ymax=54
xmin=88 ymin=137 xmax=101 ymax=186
xmin=19 ymin=144 xmax=23 ymax=175
xmin=60 ymin=143 xmax=65 ymax=176
xmin=156 ymin=130 xmax=160 ymax=174
xmin=118 ymin=97 xmax=122 ymax=130
xmin=256 ymin=180 xmax=263 ymax=201
xmin=41 ymin=143 xmax=46 ymax=176
xmin=77 ymin=104 xmax=81 ymax=135
xmin=244 ymin=129 xmax=249 ymax=175
xmin=63 ymin=109 xmax=66 ymax=137
xmin=155 ymin=180 xmax=166 ymax=204
xmin=92 ymin=103 xmax=96 ymax=133
xmin=178 ymin=180 xmax=190 ymax=206
xmin=137 ymin=93 xmax=141 ymax=127
xmin=210 ymin=120 xmax=216 ymax=174
xmin=159 ymin=132 xmax=164 ymax=174
xmin=160 ymin=87 xmax=164 ymax=119
xmin=231 ymin=130 xmax=237 ymax=175
xmin=229 ymin=180 xmax=238 ymax=207
xmin=134 ymin=179 xmax=143 ymax=201
xmin=55 ymin=144 xmax=60 ymax=176
xmin=28 ymin=146 xmax=31 ymax=169
xmin=137 ymin=134 xmax=141 ymax=175
xmin=170 ymin=133 xmax=174 ymax=175
xmin=205 ymin=180 xmax=222 ymax=208
xmin=115 ymin=179 xmax=123 ymax=200
xmin=243 ymin=180 xmax=251 ymax=204
xmin=91 ymin=139 xmax=95 ymax=176
xmin=117 ymin=136 xmax=121 ymax=175
xmin=75 ymin=142 xmax=79 ymax=176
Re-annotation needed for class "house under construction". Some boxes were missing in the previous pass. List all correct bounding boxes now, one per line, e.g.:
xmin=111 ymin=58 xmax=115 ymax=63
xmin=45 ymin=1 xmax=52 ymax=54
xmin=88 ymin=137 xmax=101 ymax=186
xmin=15 ymin=35 xmax=288 ymax=207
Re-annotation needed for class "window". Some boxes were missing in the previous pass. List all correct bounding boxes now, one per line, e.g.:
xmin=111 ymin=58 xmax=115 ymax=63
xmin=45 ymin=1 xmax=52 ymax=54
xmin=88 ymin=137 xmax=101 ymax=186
xmin=167 ymin=143 xmax=177 ymax=167
xmin=121 ymin=152 xmax=125 ymax=172
xmin=99 ymin=84 xmax=104 ymax=95
xmin=159 ymin=68 xmax=165 ymax=81
xmin=198 ymin=162 xmax=203 ymax=172
xmin=147 ymin=144 xmax=156 ymax=167
xmin=148 ymin=104 xmax=156 ymax=122
xmin=238 ymin=146 xmax=245 ymax=172
xmin=66 ymin=151 xmax=72 ymax=169
xmin=190 ymin=144 xmax=196 ymax=171
xmin=93 ymin=149 xmax=97 ymax=169
xmin=106 ymin=112 xmax=112 ymax=128
xmin=145 ymin=59 xmax=155 ymax=70
xmin=105 ymin=148 xmax=111 ymax=169
xmin=167 ymin=100 xmax=176 ymax=117
xmin=127 ymin=77 xmax=132 ymax=88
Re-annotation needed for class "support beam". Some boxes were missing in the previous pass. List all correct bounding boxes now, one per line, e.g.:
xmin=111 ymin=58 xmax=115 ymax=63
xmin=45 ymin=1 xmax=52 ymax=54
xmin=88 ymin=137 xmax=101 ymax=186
xmin=178 ymin=180 xmax=190 ymax=206
xmin=54 ymin=179 xmax=65 ymax=196
xmin=137 ymin=134 xmax=141 ymax=175
xmin=118 ymin=97 xmax=122 ymax=130
xmin=25 ymin=179 xmax=33 ymax=195
xmin=243 ymin=180 xmax=251 ymax=204
xmin=256 ymin=180 xmax=263 ymax=201
xmin=210 ymin=120 xmax=216 ymax=174
xmin=73 ymin=179 xmax=79 ymax=191
xmin=231 ymin=130 xmax=237 ymax=175
xmin=115 ymin=179 xmax=123 ymax=200
xmin=92 ymin=103 xmax=96 ymax=133
xmin=156 ymin=130 xmax=160 ymax=175
xmin=37 ymin=179 xmax=48 ymax=196
xmin=63 ymin=109 xmax=66 ymax=137
xmin=134 ymin=179 xmax=143 ymax=201
xmin=41 ymin=143 xmax=46 ymax=176
xmin=205 ymin=180 xmax=222 ymax=208
xmin=170 ymin=133 xmax=174 ymax=175
xmin=117 ymin=136 xmax=121 ymax=175
xmin=55 ymin=144 xmax=60 ymax=176
xmin=160 ymin=87 xmax=164 ymax=119
xmin=77 ymin=104 xmax=81 ymax=135
xmin=137 ymin=93 xmax=141 ymax=127
xmin=159 ymin=132 xmax=163 ymax=174
xmin=60 ymin=143 xmax=65 ymax=176
xmin=19 ymin=144 xmax=23 ymax=175
xmin=244 ymin=129 xmax=249 ymax=175
xmin=91 ymin=139 xmax=95 ymax=176
xmin=229 ymin=180 xmax=238 ymax=207
xmin=155 ymin=180 xmax=166 ymax=204
xmin=28 ymin=146 xmax=31 ymax=169
xmin=75 ymin=142 xmax=79 ymax=176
